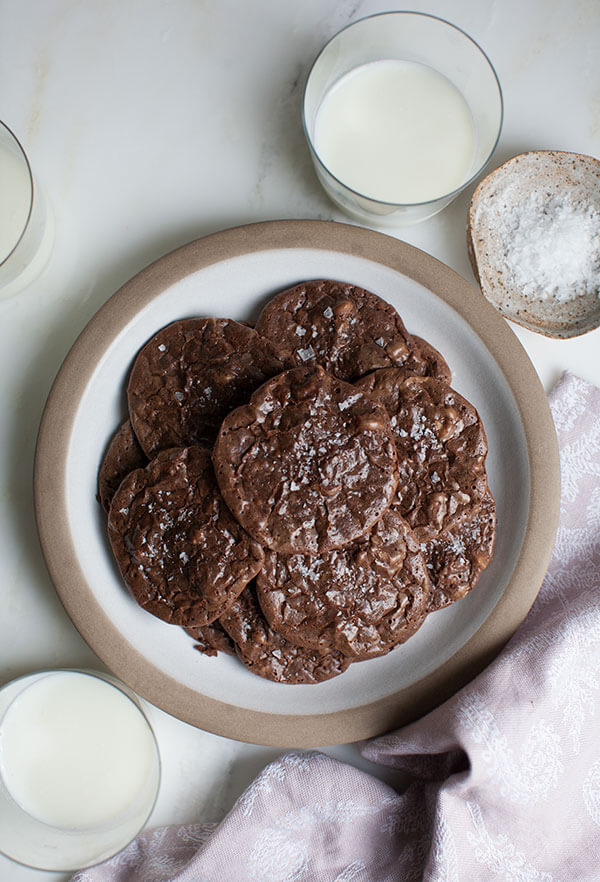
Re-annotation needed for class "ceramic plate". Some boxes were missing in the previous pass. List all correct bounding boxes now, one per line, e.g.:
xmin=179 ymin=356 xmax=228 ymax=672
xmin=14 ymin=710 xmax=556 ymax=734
xmin=34 ymin=220 xmax=559 ymax=747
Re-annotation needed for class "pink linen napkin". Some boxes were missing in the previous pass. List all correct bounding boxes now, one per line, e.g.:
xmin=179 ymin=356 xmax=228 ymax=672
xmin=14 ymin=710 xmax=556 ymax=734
xmin=72 ymin=372 xmax=600 ymax=882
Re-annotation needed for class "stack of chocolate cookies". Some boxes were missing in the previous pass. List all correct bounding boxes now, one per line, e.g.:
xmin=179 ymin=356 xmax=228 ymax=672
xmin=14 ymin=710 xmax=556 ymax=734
xmin=98 ymin=280 xmax=496 ymax=684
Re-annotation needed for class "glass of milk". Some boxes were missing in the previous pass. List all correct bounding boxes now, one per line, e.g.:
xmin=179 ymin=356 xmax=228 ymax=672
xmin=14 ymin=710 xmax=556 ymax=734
xmin=0 ymin=669 xmax=160 ymax=871
xmin=0 ymin=120 xmax=54 ymax=299
xmin=302 ymin=12 xmax=503 ymax=226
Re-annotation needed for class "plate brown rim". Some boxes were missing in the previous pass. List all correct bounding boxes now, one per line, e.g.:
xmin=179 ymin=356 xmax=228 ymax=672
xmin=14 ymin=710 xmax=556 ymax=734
xmin=34 ymin=219 xmax=560 ymax=747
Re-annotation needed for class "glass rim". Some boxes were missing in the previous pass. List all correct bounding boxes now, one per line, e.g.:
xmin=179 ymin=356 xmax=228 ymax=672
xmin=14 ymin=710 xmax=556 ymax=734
xmin=0 ymin=667 xmax=161 ymax=873
xmin=0 ymin=119 xmax=35 ymax=268
xmin=301 ymin=10 xmax=504 ymax=210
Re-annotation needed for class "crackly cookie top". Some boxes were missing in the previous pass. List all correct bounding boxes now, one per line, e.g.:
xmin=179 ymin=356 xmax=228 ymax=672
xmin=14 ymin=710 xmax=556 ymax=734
xmin=410 ymin=336 xmax=452 ymax=384
xmin=256 ymin=508 xmax=430 ymax=660
xmin=127 ymin=317 xmax=288 ymax=457
xmin=220 ymin=585 xmax=351 ymax=684
xmin=212 ymin=365 xmax=399 ymax=554
xmin=97 ymin=420 xmax=147 ymax=513
xmin=420 ymin=490 xmax=497 ymax=612
xmin=108 ymin=446 xmax=264 ymax=627
xmin=254 ymin=279 xmax=434 ymax=381
xmin=354 ymin=368 xmax=488 ymax=537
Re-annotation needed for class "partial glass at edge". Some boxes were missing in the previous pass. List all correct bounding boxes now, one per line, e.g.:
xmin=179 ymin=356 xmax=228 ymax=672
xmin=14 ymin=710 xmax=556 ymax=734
xmin=302 ymin=12 xmax=503 ymax=226
xmin=0 ymin=120 xmax=54 ymax=299
xmin=0 ymin=669 xmax=160 ymax=872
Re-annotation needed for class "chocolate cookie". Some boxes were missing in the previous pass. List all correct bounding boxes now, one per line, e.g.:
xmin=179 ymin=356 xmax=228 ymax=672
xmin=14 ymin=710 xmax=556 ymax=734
xmin=97 ymin=420 xmax=147 ymax=513
xmin=108 ymin=446 xmax=264 ymax=627
xmin=220 ymin=585 xmax=351 ymax=683
xmin=184 ymin=622 xmax=236 ymax=657
xmin=127 ymin=318 xmax=288 ymax=457
xmin=254 ymin=279 xmax=431 ymax=382
xmin=213 ymin=365 xmax=398 ymax=554
xmin=411 ymin=336 xmax=452 ymax=384
xmin=420 ymin=490 xmax=497 ymax=612
xmin=256 ymin=508 xmax=430 ymax=660
xmin=354 ymin=369 xmax=488 ymax=537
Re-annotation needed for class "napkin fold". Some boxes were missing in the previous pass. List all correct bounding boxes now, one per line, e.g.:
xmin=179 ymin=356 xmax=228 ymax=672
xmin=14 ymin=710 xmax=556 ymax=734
xmin=72 ymin=372 xmax=600 ymax=882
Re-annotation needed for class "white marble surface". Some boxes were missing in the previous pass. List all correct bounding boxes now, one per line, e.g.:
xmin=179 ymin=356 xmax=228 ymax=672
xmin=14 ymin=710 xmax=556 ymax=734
xmin=0 ymin=0 xmax=598 ymax=878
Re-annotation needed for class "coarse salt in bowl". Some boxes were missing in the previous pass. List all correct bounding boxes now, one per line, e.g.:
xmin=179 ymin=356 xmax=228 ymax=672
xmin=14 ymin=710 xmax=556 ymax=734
xmin=468 ymin=150 xmax=600 ymax=338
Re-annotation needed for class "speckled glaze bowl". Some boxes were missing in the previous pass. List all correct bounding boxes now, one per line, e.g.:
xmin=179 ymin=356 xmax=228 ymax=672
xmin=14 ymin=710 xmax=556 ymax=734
xmin=468 ymin=150 xmax=600 ymax=338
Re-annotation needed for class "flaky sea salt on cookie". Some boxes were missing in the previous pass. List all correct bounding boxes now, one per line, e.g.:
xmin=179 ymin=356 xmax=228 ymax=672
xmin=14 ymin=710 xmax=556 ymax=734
xmin=420 ymin=490 xmax=497 ymax=612
xmin=354 ymin=368 xmax=488 ymax=537
xmin=108 ymin=446 xmax=264 ymax=627
xmin=254 ymin=279 xmax=439 ymax=381
xmin=256 ymin=508 xmax=430 ymax=660
xmin=127 ymin=317 xmax=288 ymax=457
xmin=213 ymin=365 xmax=398 ymax=554
xmin=220 ymin=585 xmax=351 ymax=684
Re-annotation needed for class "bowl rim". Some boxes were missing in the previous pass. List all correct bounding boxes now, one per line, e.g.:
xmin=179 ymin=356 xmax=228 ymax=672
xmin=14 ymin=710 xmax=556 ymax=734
xmin=301 ymin=10 xmax=504 ymax=209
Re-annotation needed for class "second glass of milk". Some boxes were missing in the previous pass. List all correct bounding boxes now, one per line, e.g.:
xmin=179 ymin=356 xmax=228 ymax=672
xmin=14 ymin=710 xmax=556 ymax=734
xmin=0 ymin=669 xmax=160 ymax=871
xmin=0 ymin=120 xmax=54 ymax=299
xmin=302 ymin=12 xmax=503 ymax=226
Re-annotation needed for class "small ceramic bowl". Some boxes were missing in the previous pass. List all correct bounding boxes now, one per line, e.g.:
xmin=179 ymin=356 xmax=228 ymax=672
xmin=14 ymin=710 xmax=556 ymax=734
xmin=468 ymin=150 xmax=600 ymax=338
